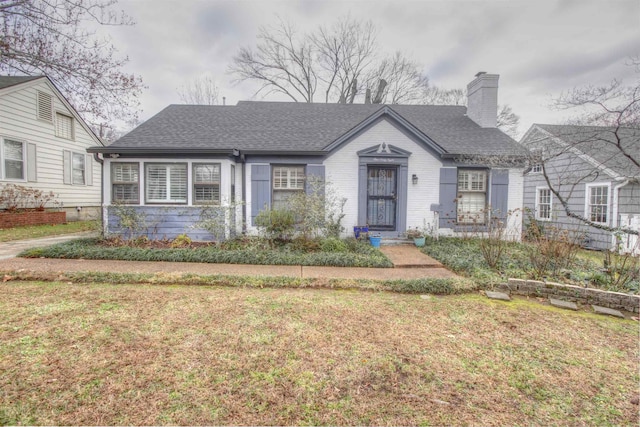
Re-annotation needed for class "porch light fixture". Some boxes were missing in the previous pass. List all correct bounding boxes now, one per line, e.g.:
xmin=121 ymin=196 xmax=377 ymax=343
xmin=412 ymin=174 xmax=418 ymax=185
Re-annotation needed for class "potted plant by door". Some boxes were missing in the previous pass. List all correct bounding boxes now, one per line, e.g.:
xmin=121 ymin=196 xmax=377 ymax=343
xmin=406 ymin=227 xmax=426 ymax=247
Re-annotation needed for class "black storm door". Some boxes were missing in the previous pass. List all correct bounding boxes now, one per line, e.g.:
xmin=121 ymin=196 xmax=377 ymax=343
xmin=367 ymin=166 xmax=397 ymax=230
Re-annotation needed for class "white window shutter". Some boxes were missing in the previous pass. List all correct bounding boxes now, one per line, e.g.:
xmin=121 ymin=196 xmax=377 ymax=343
xmin=27 ymin=143 xmax=37 ymax=182
xmin=63 ymin=150 xmax=71 ymax=184
xmin=85 ymin=154 xmax=93 ymax=186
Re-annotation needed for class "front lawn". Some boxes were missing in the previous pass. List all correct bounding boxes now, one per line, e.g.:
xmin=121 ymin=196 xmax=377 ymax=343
xmin=421 ymin=237 xmax=639 ymax=294
xmin=0 ymin=220 xmax=96 ymax=242
xmin=0 ymin=282 xmax=637 ymax=425
xmin=19 ymin=237 xmax=393 ymax=268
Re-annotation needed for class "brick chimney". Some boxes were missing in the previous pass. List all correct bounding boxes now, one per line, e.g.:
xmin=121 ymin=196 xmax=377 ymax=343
xmin=466 ymin=71 xmax=499 ymax=128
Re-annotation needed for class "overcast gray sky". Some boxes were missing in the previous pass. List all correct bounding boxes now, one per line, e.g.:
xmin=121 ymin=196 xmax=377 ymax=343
xmin=108 ymin=0 xmax=639 ymax=137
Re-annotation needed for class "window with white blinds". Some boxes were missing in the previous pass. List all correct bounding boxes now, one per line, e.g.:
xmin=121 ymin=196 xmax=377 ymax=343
xmin=2 ymin=139 xmax=25 ymax=180
xmin=193 ymin=163 xmax=220 ymax=204
xmin=457 ymin=170 xmax=487 ymax=224
xmin=145 ymin=163 xmax=187 ymax=203
xmin=272 ymin=166 xmax=305 ymax=211
xmin=55 ymin=112 xmax=74 ymax=139
xmin=37 ymin=91 xmax=53 ymax=122
xmin=112 ymin=163 xmax=139 ymax=203
xmin=72 ymin=153 xmax=85 ymax=185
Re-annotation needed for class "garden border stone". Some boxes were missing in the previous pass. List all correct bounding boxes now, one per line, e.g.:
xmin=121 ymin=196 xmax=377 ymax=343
xmin=499 ymin=278 xmax=639 ymax=314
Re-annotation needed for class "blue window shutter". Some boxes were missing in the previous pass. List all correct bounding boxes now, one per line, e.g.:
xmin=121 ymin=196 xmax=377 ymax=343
xmin=490 ymin=169 xmax=509 ymax=220
xmin=27 ymin=143 xmax=37 ymax=182
xmin=251 ymin=165 xmax=271 ymax=225
xmin=305 ymin=165 xmax=325 ymax=196
xmin=438 ymin=168 xmax=458 ymax=228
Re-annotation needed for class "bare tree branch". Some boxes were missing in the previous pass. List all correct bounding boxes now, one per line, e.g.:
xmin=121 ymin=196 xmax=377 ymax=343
xmin=177 ymin=74 xmax=219 ymax=105
xmin=0 ymin=0 xmax=145 ymax=137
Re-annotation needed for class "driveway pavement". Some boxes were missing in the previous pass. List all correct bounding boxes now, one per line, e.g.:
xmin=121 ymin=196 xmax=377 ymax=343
xmin=0 ymin=231 xmax=98 ymax=260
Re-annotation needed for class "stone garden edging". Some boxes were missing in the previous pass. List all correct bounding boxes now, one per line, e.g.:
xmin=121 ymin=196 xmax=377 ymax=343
xmin=498 ymin=278 xmax=639 ymax=314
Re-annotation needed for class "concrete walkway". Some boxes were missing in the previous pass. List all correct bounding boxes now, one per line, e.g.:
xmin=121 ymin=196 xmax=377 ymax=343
xmin=0 ymin=234 xmax=458 ymax=280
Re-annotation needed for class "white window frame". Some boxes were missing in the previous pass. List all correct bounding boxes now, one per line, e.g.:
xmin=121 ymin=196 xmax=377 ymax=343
xmin=71 ymin=152 xmax=85 ymax=185
xmin=36 ymin=90 xmax=53 ymax=122
xmin=0 ymin=138 xmax=26 ymax=181
xmin=55 ymin=111 xmax=75 ymax=140
xmin=585 ymin=182 xmax=610 ymax=225
xmin=535 ymin=187 xmax=552 ymax=221
xmin=457 ymin=169 xmax=487 ymax=224
xmin=193 ymin=163 xmax=221 ymax=205
xmin=272 ymin=165 xmax=305 ymax=211
xmin=530 ymin=164 xmax=542 ymax=174
xmin=273 ymin=166 xmax=305 ymax=190
xmin=111 ymin=162 xmax=140 ymax=204
xmin=144 ymin=163 xmax=188 ymax=204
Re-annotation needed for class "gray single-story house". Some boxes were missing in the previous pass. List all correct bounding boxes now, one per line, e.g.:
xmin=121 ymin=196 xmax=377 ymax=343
xmin=521 ymin=124 xmax=639 ymax=253
xmin=89 ymin=72 xmax=527 ymax=241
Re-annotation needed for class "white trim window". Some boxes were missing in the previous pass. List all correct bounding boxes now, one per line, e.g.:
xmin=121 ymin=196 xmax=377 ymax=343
xmin=112 ymin=163 xmax=139 ymax=203
xmin=272 ymin=165 xmax=305 ymax=211
xmin=586 ymin=183 xmax=610 ymax=225
xmin=72 ymin=152 xmax=85 ymax=185
xmin=535 ymin=187 xmax=552 ymax=221
xmin=531 ymin=163 xmax=542 ymax=174
xmin=55 ymin=112 xmax=74 ymax=140
xmin=2 ymin=139 xmax=25 ymax=180
xmin=457 ymin=169 xmax=487 ymax=224
xmin=193 ymin=163 xmax=221 ymax=204
xmin=145 ymin=163 xmax=187 ymax=204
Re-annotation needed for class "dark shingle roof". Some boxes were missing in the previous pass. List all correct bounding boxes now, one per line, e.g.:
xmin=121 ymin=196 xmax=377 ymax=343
xmin=536 ymin=124 xmax=640 ymax=178
xmin=0 ymin=75 xmax=43 ymax=89
xmin=105 ymin=101 xmax=525 ymax=157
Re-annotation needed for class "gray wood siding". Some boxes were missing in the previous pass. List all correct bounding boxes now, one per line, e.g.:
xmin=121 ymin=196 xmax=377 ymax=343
xmin=107 ymin=205 xmax=224 ymax=241
xmin=0 ymin=80 xmax=101 ymax=207
xmin=619 ymin=183 xmax=640 ymax=216
xmin=523 ymin=144 xmax=615 ymax=250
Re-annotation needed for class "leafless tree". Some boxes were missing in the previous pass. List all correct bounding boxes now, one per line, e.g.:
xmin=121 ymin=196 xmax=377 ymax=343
xmin=364 ymin=51 xmax=428 ymax=104
xmin=229 ymin=17 xmax=317 ymax=102
xmin=0 ymin=0 xmax=145 ymax=138
xmin=229 ymin=16 xmax=427 ymax=105
xmin=422 ymin=85 xmax=520 ymax=137
xmin=177 ymin=75 xmax=219 ymax=105
xmin=421 ymin=86 xmax=466 ymax=105
xmin=523 ymin=64 xmax=639 ymax=236
xmin=312 ymin=16 xmax=376 ymax=103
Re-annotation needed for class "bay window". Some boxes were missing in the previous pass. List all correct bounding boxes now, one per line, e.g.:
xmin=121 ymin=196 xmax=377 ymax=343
xmin=145 ymin=163 xmax=187 ymax=203
xmin=112 ymin=163 xmax=139 ymax=203
xmin=193 ymin=163 xmax=221 ymax=204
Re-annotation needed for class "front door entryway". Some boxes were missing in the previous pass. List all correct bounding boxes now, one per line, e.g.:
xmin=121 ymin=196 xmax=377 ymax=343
xmin=367 ymin=166 xmax=397 ymax=230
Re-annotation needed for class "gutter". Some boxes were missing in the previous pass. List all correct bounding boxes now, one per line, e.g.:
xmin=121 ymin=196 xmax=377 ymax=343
xmin=87 ymin=146 xmax=236 ymax=155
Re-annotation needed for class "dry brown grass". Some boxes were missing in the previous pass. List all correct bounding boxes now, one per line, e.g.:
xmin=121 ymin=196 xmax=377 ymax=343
xmin=0 ymin=282 xmax=638 ymax=426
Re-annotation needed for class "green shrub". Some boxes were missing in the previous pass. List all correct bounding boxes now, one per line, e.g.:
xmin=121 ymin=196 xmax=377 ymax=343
xmin=254 ymin=208 xmax=296 ymax=240
xmin=19 ymin=238 xmax=393 ymax=268
xmin=319 ymin=237 xmax=348 ymax=253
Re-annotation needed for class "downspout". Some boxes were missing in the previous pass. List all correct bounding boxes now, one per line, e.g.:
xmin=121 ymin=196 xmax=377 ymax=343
xmin=93 ymin=153 xmax=105 ymax=238
xmin=240 ymin=152 xmax=247 ymax=233
xmin=611 ymin=178 xmax=630 ymax=247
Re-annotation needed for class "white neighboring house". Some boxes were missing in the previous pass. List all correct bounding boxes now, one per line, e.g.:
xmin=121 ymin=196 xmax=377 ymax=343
xmin=0 ymin=76 xmax=103 ymax=220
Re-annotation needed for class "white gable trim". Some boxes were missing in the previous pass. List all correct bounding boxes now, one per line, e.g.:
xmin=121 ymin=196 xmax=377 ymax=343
xmin=0 ymin=76 xmax=104 ymax=146
xmin=529 ymin=125 xmax=621 ymax=180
